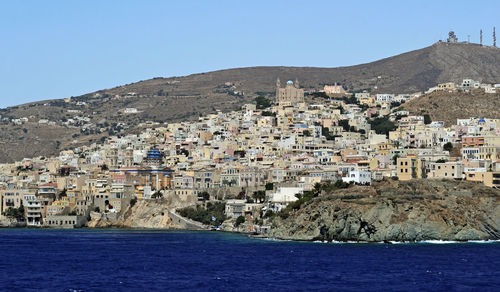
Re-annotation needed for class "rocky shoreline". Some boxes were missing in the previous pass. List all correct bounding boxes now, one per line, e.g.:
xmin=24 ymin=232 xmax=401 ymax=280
xmin=268 ymin=179 xmax=500 ymax=242
xmin=3 ymin=179 xmax=499 ymax=244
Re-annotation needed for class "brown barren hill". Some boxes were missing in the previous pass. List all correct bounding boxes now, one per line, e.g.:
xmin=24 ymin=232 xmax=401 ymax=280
xmin=1 ymin=42 xmax=500 ymax=162
xmin=402 ymin=90 xmax=500 ymax=126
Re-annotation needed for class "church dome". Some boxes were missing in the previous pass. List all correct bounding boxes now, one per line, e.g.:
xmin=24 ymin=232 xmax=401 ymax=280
xmin=287 ymin=80 xmax=294 ymax=84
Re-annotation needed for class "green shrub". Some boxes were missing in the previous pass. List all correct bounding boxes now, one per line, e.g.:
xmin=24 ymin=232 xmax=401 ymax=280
xmin=255 ymin=96 xmax=272 ymax=109
xmin=4 ymin=206 xmax=24 ymax=220
xmin=443 ymin=142 xmax=453 ymax=152
xmin=235 ymin=215 xmax=245 ymax=227
xmin=368 ymin=116 xmax=396 ymax=135
xmin=178 ymin=202 xmax=227 ymax=226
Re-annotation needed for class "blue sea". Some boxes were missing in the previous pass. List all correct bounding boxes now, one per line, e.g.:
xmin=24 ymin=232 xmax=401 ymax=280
xmin=0 ymin=229 xmax=499 ymax=291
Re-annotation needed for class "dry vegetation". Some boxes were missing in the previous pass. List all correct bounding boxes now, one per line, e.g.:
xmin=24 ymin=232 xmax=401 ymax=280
xmin=1 ymin=42 xmax=499 ymax=162
xmin=402 ymin=90 xmax=500 ymax=126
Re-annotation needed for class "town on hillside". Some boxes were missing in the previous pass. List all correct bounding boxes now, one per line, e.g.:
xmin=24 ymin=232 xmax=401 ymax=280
xmin=1 ymin=78 xmax=499 ymax=229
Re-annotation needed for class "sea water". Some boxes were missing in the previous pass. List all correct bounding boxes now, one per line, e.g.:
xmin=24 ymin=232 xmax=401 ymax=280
xmin=0 ymin=229 xmax=499 ymax=291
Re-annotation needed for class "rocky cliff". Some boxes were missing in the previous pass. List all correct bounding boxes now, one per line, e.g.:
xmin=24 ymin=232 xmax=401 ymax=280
xmin=88 ymin=194 xmax=197 ymax=229
xmin=269 ymin=179 xmax=500 ymax=242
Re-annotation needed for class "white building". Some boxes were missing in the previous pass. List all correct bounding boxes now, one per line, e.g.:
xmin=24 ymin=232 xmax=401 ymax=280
xmin=124 ymin=108 xmax=138 ymax=114
xmin=23 ymin=195 xmax=42 ymax=226
xmin=395 ymin=94 xmax=410 ymax=103
xmin=342 ymin=170 xmax=372 ymax=185
xmin=376 ymin=94 xmax=394 ymax=103
xmin=269 ymin=187 xmax=303 ymax=212
xmin=462 ymin=147 xmax=479 ymax=160
xmin=355 ymin=92 xmax=370 ymax=100
xmin=461 ymin=79 xmax=480 ymax=89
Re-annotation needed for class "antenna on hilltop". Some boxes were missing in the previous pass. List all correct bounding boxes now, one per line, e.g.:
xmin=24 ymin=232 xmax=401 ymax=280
xmin=494 ymin=27 xmax=497 ymax=47
xmin=480 ymin=29 xmax=483 ymax=45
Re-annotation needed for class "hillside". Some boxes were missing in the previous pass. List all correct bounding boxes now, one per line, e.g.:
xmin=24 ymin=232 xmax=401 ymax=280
xmin=269 ymin=179 xmax=500 ymax=242
xmin=402 ymin=90 xmax=500 ymax=126
xmin=1 ymin=42 xmax=500 ymax=162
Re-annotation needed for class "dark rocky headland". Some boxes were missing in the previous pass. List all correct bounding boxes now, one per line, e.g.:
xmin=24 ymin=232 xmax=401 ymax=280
xmin=269 ymin=179 xmax=500 ymax=242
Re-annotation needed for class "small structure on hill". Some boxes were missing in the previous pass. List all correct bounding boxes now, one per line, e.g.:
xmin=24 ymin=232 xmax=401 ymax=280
xmin=447 ymin=31 xmax=458 ymax=43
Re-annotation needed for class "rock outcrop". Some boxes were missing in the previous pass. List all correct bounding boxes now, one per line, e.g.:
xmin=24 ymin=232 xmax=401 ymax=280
xmin=0 ymin=217 xmax=26 ymax=228
xmin=88 ymin=193 xmax=197 ymax=229
xmin=269 ymin=179 xmax=500 ymax=242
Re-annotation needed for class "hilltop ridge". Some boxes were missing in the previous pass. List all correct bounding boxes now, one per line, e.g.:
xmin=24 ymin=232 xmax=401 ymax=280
xmin=1 ymin=42 xmax=500 ymax=162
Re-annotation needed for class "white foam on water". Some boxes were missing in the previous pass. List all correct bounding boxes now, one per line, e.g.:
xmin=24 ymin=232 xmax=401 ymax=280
xmin=259 ymin=237 xmax=292 ymax=242
xmin=466 ymin=239 xmax=500 ymax=244
xmin=420 ymin=240 xmax=460 ymax=244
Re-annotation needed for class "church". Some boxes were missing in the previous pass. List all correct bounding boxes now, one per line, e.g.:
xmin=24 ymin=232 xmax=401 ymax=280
xmin=275 ymin=78 xmax=304 ymax=106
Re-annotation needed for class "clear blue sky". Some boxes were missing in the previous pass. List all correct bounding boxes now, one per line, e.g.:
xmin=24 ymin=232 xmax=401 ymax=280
xmin=1 ymin=0 xmax=498 ymax=108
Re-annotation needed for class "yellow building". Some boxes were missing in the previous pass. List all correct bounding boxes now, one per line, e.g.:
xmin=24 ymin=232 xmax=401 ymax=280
xmin=478 ymin=146 xmax=500 ymax=160
xmin=465 ymin=171 xmax=500 ymax=188
xmin=437 ymin=82 xmax=456 ymax=91
xmin=397 ymin=157 xmax=424 ymax=181
xmin=484 ymin=135 xmax=500 ymax=146
xmin=483 ymin=172 xmax=500 ymax=188
xmin=359 ymin=96 xmax=376 ymax=107
xmin=377 ymin=142 xmax=395 ymax=155
xmin=428 ymin=162 xmax=464 ymax=179
xmin=465 ymin=171 xmax=488 ymax=183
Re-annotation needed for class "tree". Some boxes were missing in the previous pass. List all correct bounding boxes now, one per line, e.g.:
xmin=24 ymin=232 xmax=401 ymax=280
xmin=130 ymin=198 xmax=137 ymax=207
xmin=5 ymin=206 xmax=25 ymax=220
xmin=235 ymin=215 xmax=245 ymax=227
xmin=178 ymin=202 xmax=227 ymax=226
xmin=255 ymin=96 xmax=272 ymax=109
xmin=200 ymin=191 xmax=210 ymax=201
xmin=443 ymin=142 xmax=453 ymax=152
xmin=252 ymin=190 xmax=266 ymax=203
xmin=338 ymin=119 xmax=350 ymax=132
xmin=236 ymin=191 xmax=245 ymax=200
xmin=392 ymin=154 xmax=400 ymax=165
xmin=265 ymin=183 xmax=274 ymax=190
xmin=368 ymin=117 xmax=397 ymax=135
xmin=313 ymin=182 xmax=322 ymax=194
xmin=261 ymin=111 xmax=275 ymax=117
xmin=303 ymin=130 xmax=311 ymax=137
xmin=263 ymin=210 xmax=274 ymax=218
xmin=321 ymin=126 xmax=334 ymax=140
xmin=423 ymin=114 xmax=432 ymax=125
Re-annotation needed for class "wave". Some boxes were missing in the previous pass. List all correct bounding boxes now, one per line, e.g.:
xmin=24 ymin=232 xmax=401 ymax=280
xmin=392 ymin=239 xmax=500 ymax=244
xmin=463 ymin=239 xmax=500 ymax=244
xmin=256 ymin=236 xmax=500 ymax=244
